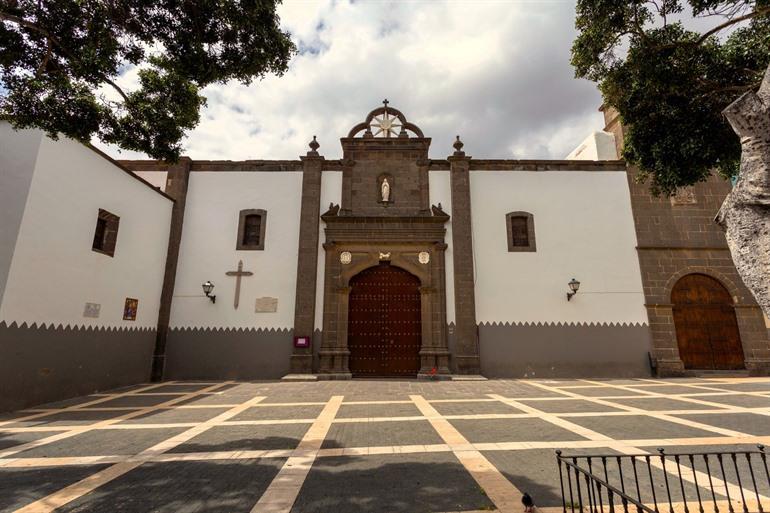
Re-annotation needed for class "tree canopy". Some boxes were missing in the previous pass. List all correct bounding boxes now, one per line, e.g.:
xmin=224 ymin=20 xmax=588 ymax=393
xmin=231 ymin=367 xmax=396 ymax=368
xmin=0 ymin=1 xmax=295 ymax=161
xmin=572 ymin=1 xmax=770 ymax=195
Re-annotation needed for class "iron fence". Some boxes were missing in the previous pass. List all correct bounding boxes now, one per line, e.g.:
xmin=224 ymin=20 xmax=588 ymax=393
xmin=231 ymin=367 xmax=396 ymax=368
xmin=556 ymin=446 xmax=770 ymax=513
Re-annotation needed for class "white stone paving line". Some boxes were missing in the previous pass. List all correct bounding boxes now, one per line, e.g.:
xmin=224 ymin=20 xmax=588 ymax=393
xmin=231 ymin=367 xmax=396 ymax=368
xmin=0 ymin=382 xmax=174 ymax=428
xmin=579 ymin=378 xmax=770 ymax=418
xmin=523 ymin=380 xmax=770 ymax=505
xmin=8 ymin=406 xmax=769 ymax=436
xmin=3 ymin=435 xmax=770 ymax=470
xmin=11 ymin=391 xmax=266 ymax=513
xmin=537 ymin=385 xmax=753 ymax=438
xmin=0 ymin=382 xmax=233 ymax=460
xmin=629 ymin=377 xmax=770 ymax=397
xmin=249 ymin=395 xmax=344 ymax=513
xmin=412 ymin=394 xmax=524 ymax=513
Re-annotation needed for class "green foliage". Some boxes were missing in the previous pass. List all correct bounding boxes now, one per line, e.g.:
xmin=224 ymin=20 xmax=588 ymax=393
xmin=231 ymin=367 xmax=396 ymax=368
xmin=572 ymin=0 xmax=770 ymax=195
xmin=0 ymin=1 xmax=295 ymax=161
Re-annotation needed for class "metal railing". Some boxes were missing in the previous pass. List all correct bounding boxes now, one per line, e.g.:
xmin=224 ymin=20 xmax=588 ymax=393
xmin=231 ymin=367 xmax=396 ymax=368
xmin=557 ymin=446 xmax=770 ymax=513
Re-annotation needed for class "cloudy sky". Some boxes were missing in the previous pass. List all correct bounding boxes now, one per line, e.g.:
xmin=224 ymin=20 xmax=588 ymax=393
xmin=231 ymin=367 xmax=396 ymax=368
xmin=100 ymin=0 xmax=607 ymax=161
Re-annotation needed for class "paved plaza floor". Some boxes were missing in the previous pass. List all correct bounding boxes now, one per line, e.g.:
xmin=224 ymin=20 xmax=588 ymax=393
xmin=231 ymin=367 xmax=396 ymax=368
xmin=1 ymin=377 xmax=769 ymax=513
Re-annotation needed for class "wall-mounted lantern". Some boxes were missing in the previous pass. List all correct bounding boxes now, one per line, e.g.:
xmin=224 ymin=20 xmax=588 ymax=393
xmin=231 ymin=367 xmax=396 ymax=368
xmin=202 ymin=281 xmax=216 ymax=303
xmin=567 ymin=278 xmax=580 ymax=301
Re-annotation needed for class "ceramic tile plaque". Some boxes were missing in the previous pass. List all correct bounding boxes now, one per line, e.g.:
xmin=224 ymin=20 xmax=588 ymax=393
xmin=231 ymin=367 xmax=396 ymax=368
xmin=123 ymin=298 xmax=138 ymax=321
xmin=83 ymin=302 xmax=101 ymax=318
xmin=255 ymin=297 xmax=278 ymax=313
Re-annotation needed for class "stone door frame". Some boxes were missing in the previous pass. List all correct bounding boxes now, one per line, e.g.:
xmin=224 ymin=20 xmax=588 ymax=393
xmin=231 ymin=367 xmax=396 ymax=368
xmin=318 ymin=217 xmax=451 ymax=379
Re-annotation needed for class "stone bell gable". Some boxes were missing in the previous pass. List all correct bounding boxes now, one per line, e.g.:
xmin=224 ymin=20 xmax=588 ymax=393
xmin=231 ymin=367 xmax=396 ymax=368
xmin=339 ymin=102 xmax=432 ymax=217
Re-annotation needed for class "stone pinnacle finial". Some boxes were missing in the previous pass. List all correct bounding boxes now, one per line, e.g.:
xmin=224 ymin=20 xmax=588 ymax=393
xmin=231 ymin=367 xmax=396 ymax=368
xmin=307 ymin=135 xmax=320 ymax=156
xmin=453 ymin=135 xmax=465 ymax=156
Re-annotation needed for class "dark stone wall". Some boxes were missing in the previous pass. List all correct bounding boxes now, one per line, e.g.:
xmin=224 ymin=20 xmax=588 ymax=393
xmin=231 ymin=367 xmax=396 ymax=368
xmin=478 ymin=322 xmax=653 ymax=378
xmin=0 ymin=321 xmax=155 ymax=412
xmin=602 ymin=106 xmax=770 ymax=376
xmin=164 ymin=327 xmax=294 ymax=380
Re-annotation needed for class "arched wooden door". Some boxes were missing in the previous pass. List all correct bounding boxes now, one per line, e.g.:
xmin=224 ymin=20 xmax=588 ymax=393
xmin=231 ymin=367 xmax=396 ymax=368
xmin=348 ymin=263 xmax=422 ymax=377
xmin=672 ymin=274 xmax=744 ymax=370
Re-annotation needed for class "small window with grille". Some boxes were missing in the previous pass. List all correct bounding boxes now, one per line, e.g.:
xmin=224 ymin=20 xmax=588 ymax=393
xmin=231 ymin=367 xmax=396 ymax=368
xmin=236 ymin=209 xmax=267 ymax=250
xmin=506 ymin=212 xmax=536 ymax=252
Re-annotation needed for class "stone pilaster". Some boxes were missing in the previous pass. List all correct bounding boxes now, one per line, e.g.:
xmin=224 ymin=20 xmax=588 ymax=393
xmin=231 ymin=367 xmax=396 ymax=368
xmin=448 ymin=138 xmax=481 ymax=374
xmin=290 ymin=141 xmax=324 ymax=374
xmin=152 ymin=157 xmax=192 ymax=382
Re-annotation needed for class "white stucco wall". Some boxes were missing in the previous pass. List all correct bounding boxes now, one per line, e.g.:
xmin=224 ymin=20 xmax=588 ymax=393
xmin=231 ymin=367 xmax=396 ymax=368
xmin=470 ymin=170 xmax=646 ymax=324
xmin=566 ymin=132 xmax=617 ymax=161
xmin=170 ymin=172 xmax=302 ymax=328
xmin=0 ymin=124 xmax=41 ymax=306
xmin=314 ymin=171 xmax=342 ymax=330
xmin=0 ymin=132 xmax=173 ymax=328
xmin=429 ymin=171 xmax=455 ymax=324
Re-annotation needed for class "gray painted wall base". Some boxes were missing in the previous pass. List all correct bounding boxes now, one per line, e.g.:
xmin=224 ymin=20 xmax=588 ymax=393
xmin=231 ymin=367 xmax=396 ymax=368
xmin=478 ymin=322 xmax=653 ymax=378
xmin=0 ymin=321 xmax=154 ymax=412
xmin=165 ymin=327 xmax=294 ymax=380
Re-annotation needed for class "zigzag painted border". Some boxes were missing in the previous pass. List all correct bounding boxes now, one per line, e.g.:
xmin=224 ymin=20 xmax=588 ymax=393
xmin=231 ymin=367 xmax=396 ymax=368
xmin=0 ymin=320 xmax=155 ymax=332
xmin=169 ymin=326 xmax=293 ymax=334
xmin=477 ymin=320 xmax=649 ymax=328
xmin=0 ymin=320 xmax=648 ymax=332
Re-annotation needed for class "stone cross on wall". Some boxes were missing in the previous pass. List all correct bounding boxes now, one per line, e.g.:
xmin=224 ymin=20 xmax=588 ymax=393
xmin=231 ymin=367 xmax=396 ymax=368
xmin=225 ymin=260 xmax=253 ymax=309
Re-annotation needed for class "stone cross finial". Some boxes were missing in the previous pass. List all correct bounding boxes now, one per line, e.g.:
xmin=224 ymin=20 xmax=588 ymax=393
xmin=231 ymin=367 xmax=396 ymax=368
xmin=383 ymin=99 xmax=389 ymax=108
xmin=307 ymin=135 xmax=320 ymax=156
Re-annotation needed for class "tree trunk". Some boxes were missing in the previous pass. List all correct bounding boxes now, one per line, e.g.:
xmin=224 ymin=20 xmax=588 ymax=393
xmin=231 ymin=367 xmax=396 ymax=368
xmin=717 ymin=63 xmax=770 ymax=317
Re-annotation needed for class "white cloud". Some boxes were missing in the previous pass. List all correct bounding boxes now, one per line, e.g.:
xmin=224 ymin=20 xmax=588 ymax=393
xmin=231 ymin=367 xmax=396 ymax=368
xmin=98 ymin=0 xmax=605 ymax=161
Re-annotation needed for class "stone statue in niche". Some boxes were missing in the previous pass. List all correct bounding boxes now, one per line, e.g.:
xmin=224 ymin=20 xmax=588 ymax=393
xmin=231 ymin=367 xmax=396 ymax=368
xmin=381 ymin=177 xmax=391 ymax=202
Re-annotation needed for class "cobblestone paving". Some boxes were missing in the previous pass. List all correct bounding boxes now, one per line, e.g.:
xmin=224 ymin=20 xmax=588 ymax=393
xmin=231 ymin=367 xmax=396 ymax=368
xmin=1 ymin=377 xmax=769 ymax=512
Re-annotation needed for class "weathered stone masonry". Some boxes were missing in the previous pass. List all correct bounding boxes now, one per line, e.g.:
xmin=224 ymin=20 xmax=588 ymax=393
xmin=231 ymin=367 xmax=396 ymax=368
xmin=602 ymin=107 xmax=770 ymax=376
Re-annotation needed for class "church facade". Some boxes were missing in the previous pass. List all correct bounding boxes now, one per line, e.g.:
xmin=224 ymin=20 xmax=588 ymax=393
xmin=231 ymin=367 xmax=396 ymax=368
xmin=1 ymin=103 xmax=768 ymax=410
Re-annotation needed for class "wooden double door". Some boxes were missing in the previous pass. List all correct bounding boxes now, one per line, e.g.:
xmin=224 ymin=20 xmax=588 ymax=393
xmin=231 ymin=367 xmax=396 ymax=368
xmin=672 ymin=274 xmax=745 ymax=370
xmin=348 ymin=263 xmax=422 ymax=377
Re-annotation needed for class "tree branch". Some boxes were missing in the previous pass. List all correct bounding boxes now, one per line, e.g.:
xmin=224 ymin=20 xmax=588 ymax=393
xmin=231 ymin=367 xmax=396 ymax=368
xmin=694 ymin=6 xmax=770 ymax=45
xmin=0 ymin=11 xmax=130 ymax=102
xmin=706 ymin=82 xmax=762 ymax=95
xmin=36 ymin=36 xmax=52 ymax=75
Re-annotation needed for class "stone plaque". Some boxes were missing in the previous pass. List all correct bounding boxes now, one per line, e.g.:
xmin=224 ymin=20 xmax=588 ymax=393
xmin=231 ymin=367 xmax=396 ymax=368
xmin=418 ymin=251 xmax=430 ymax=264
xmin=83 ymin=302 xmax=101 ymax=318
xmin=340 ymin=251 xmax=352 ymax=265
xmin=670 ymin=186 xmax=697 ymax=206
xmin=255 ymin=297 xmax=278 ymax=313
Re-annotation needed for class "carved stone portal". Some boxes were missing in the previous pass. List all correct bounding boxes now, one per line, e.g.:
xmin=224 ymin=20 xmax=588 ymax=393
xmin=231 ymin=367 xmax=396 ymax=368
xmin=317 ymin=102 xmax=453 ymax=379
xmin=318 ymin=234 xmax=451 ymax=379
